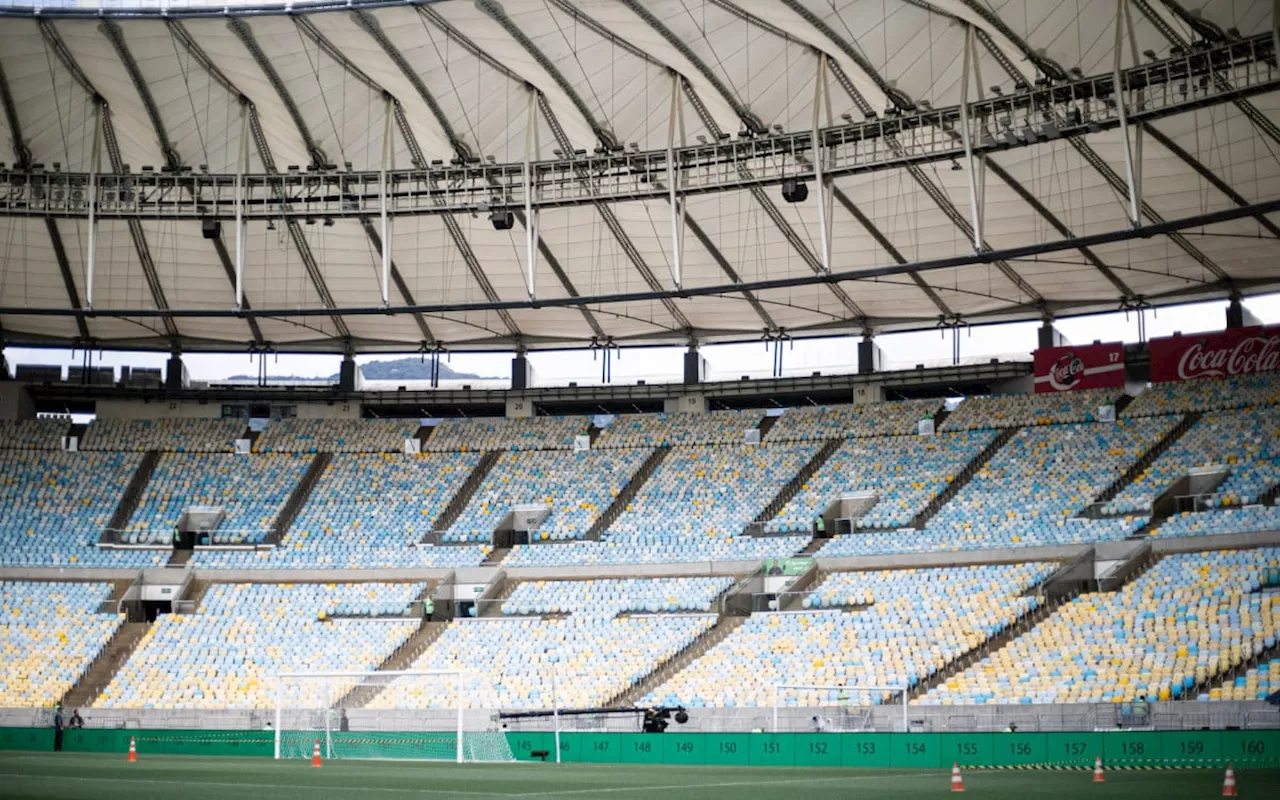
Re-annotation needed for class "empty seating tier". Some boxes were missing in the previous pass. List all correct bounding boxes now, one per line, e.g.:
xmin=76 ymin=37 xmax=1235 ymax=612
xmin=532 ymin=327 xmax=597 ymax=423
xmin=941 ymin=389 xmax=1122 ymax=431
xmin=919 ymin=549 xmax=1279 ymax=705
xmin=1213 ymin=657 xmax=1279 ymax=701
xmin=254 ymin=419 xmax=417 ymax=454
xmin=424 ymin=416 xmax=588 ymax=452
xmin=96 ymin=583 xmax=423 ymax=710
xmin=1151 ymin=506 xmax=1280 ymax=540
xmin=81 ymin=418 xmax=242 ymax=453
xmin=508 ymin=442 xmax=818 ymax=566
xmin=444 ymin=448 xmax=651 ymax=543
xmin=0 ymin=581 xmax=121 ymax=707
xmin=763 ymin=399 xmax=942 ymax=442
xmin=501 ymin=576 xmax=734 ymax=617
xmin=1124 ymin=373 xmax=1280 ymax=417
xmin=192 ymin=451 xmax=484 ymax=569
xmin=0 ymin=419 xmax=68 ymax=451
xmin=642 ymin=563 xmax=1052 ymax=709
xmin=819 ymin=418 xmax=1173 ymax=557
xmin=767 ymin=432 xmax=995 ymax=534
xmin=369 ymin=614 xmax=716 ymax=710
xmin=0 ymin=451 xmax=160 ymax=567
xmin=123 ymin=453 xmax=311 ymax=545
xmin=594 ymin=409 xmax=763 ymax=448
xmin=1103 ymin=407 xmax=1280 ymax=515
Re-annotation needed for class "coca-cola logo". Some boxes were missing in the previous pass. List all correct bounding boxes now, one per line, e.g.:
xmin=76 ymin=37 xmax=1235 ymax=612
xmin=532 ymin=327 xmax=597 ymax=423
xmin=1048 ymin=354 xmax=1085 ymax=391
xmin=1176 ymin=334 xmax=1280 ymax=380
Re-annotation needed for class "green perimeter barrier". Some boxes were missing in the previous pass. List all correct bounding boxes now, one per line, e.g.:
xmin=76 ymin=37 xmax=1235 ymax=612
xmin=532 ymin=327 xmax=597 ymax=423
xmin=3 ymin=728 xmax=1278 ymax=769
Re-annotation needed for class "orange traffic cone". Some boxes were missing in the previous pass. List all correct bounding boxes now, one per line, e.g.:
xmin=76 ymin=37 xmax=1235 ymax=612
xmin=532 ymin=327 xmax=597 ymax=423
xmin=311 ymin=739 xmax=322 ymax=768
xmin=1093 ymin=756 xmax=1105 ymax=783
xmin=127 ymin=736 xmax=137 ymax=763
xmin=950 ymin=762 xmax=965 ymax=793
xmin=1221 ymin=763 xmax=1237 ymax=797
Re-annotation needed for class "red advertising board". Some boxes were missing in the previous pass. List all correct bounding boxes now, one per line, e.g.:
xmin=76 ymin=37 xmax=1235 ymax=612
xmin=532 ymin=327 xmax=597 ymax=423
xmin=1149 ymin=325 xmax=1280 ymax=383
xmin=1033 ymin=343 xmax=1125 ymax=394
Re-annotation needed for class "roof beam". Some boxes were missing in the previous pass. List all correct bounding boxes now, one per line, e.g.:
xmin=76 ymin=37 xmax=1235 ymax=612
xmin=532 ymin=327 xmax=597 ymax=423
xmin=38 ymin=19 xmax=180 ymax=341
xmin=221 ymin=16 xmax=367 ymax=341
xmin=0 ymin=60 xmax=90 ymax=336
xmin=6 ymin=194 xmax=1275 ymax=322
xmin=350 ymin=9 xmax=472 ymax=162
xmin=697 ymin=0 xmax=955 ymax=317
xmin=292 ymin=15 xmax=473 ymax=343
xmin=0 ymin=59 xmax=31 ymax=168
xmin=964 ymin=0 xmax=1232 ymax=291
xmin=780 ymin=9 xmax=1044 ymax=307
xmin=1142 ymin=122 xmax=1280 ymax=240
xmin=44 ymin=218 xmax=92 ymax=341
xmin=773 ymin=0 xmax=913 ymax=110
xmin=1067 ymin=135 xmax=1229 ymax=284
xmin=101 ymin=19 xmax=267 ymax=345
xmin=360 ymin=220 xmax=435 ymax=345
xmin=536 ymin=0 xmax=776 ymax=331
xmin=228 ymin=17 xmax=327 ymax=170
xmin=959 ymin=21 xmax=1136 ymax=299
xmin=627 ymin=0 xmax=866 ymax=324
xmin=458 ymin=2 xmax=688 ymax=334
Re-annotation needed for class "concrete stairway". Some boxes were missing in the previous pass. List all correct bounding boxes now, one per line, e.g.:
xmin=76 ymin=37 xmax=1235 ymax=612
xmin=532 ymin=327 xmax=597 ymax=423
xmin=101 ymin=450 xmax=161 ymax=543
xmin=605 ymin=615 xmax=746 ymax=707
xmin=751 ymin=438 xmax=844 ymax=530
xmin=265 ymin=452 xmax=331 ymax=546
xmin=910 ymin=427 xmax=1018 ymax=529
xmin=429 ymin=451 xmax=501 ymax=534
xmin=337 ymin=621 xmax=450 ymax=708
xmin=585 ymin=447 xmax=670 ymax=540
xmin=61 ymin=621 xmax=151 ymax=708
xmin=1089 ymin=412 xmax=1202 ymax=510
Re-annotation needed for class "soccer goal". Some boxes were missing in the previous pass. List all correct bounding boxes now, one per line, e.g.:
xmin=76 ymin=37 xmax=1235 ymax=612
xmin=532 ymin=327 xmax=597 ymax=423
xmin=274 ymin=670 xmax=514 ymax=763
xmin=772 ymin=683 xmax=908 ymax=733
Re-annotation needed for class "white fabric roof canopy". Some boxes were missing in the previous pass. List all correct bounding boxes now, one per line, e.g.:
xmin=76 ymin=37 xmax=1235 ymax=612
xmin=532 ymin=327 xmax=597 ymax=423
xmin=0 ymin=0 xmax=1277 ymax=352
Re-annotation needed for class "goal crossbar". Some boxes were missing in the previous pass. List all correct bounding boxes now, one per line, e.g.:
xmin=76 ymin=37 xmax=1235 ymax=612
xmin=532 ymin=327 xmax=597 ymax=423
xmin=772 ymin=683 xmax=908 ymax=733
xmin=274 ymin=670 xmax=464 ymax=762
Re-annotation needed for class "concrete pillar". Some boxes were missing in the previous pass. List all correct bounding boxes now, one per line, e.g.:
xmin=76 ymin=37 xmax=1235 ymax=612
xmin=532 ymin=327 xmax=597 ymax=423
xmin=683 ymin=343 xmax=704 ymax=385
xmin=1038 ymin=321 xmax=1068 ymax=350
xmin=165 ymin=353 xmax=187 ymax=390
xmin=1226 ymin=297 xmax=1260 ymax=329
xmin=338 ymin=354 xmax=358 ymax=392
xmin=857 ymin=335 xmax=882 ymax=375
xmin=0 ymin=349 xmax=9 ymax=381
xmin=511 ymin=352 xmax=532 ymax=391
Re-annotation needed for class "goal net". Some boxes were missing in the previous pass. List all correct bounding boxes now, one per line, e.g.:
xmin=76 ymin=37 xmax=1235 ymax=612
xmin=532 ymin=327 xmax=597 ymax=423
xmin=773 ymin=683 xmax=908 ymax=733
xmin=274 ymin=670 xmax=515 ymax=762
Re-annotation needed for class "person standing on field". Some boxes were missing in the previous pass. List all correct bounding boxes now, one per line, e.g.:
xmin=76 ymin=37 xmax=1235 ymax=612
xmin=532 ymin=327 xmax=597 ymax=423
xmin=52 ymin=704 xmax=64 ymax=752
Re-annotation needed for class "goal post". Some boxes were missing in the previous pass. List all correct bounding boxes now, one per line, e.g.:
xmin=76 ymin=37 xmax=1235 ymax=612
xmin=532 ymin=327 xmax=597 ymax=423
xmin=772 ymin=683 xmax=908 ymax=734
xmin=274 ymin=670 xmax=513 ymax=763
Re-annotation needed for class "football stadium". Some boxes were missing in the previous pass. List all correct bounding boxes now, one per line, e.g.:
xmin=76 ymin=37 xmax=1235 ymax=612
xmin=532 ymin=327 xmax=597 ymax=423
xmin=1 ymin=0 xmax=1280 ymax=797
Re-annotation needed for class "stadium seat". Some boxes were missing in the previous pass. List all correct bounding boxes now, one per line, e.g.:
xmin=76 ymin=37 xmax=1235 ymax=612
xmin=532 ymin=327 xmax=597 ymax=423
xmin=762 ymin=399 xmax=943 ymax=442
xmin=81 ymin=418 xmax=242 ymax=453
xmin=96 ymin=583 xmax=424 ymax=710
xmin=0 ymin=418 xmax=70 ymax=451
xmin=919 ymin=549 xmax=1279 ymax=705
xmin=643 ymin=563 xmax=1052 ymax=709
xmin=940 ymin=389 xmax=1123 ymax=431
xmin=255 ymin=419 xmax=417 ymax=454
xmin=424 ymin=416 xmax=588 ymax=453
xmin=0 ymin=581 xmax=122 ymax=707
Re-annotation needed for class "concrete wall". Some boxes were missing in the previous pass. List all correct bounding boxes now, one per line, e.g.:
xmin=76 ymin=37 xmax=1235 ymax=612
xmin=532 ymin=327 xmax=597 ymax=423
xmin=0 ymin=383 xmax=35 ymax=421
xmin=293 ymin=401 xmax=360 ymax=420
xmin=96 ymin=398 xmax=223 ymax=420
xmin=505 ymin=397 xmax=534 ymax=418
xmin=664 ymin=393 xmax=707 ymax=414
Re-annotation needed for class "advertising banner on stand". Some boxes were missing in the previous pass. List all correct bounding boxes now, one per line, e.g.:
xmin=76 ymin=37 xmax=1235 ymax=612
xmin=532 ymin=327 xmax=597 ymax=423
xmin=1150 ymin=326 xmax=1280 ymax=383
xmin=1033 ymin=343 xmax=1125 ymax=393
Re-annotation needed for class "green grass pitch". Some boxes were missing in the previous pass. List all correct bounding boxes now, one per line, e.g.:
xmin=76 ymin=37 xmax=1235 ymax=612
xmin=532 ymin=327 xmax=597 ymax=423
xmin=2 ymin=752 xmax=1279 ymax=799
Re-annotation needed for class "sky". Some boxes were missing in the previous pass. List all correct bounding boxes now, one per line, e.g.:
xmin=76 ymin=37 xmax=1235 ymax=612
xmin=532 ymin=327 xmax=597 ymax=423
xmin=6 ymin=293 xmax=1279 ymax=388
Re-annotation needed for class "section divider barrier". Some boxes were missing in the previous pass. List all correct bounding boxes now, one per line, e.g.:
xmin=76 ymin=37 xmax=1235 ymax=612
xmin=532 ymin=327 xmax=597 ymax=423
xmin=3 ymin=728 xmax=1275 ymax=770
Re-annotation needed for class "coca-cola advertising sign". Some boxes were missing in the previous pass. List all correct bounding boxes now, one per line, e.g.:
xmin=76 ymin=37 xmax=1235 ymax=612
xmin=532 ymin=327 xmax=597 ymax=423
xmin=1150 ymin=325 xmax=1280 ymax=383
xmin=1033 ymin=343 xmax=1125 ymax=394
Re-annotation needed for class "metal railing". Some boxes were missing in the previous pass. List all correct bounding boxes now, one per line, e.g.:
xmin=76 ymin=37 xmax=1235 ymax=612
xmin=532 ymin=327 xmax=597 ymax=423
xmin=8 ymin=701 xmax=1272 ymax=734
xmin=0 ymin=35 xmax=1273 ymax=221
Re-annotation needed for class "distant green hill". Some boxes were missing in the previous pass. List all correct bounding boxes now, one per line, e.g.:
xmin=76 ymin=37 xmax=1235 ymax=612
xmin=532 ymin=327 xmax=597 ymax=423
xmin=228 ymin=357 xmax=490 ymax=382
